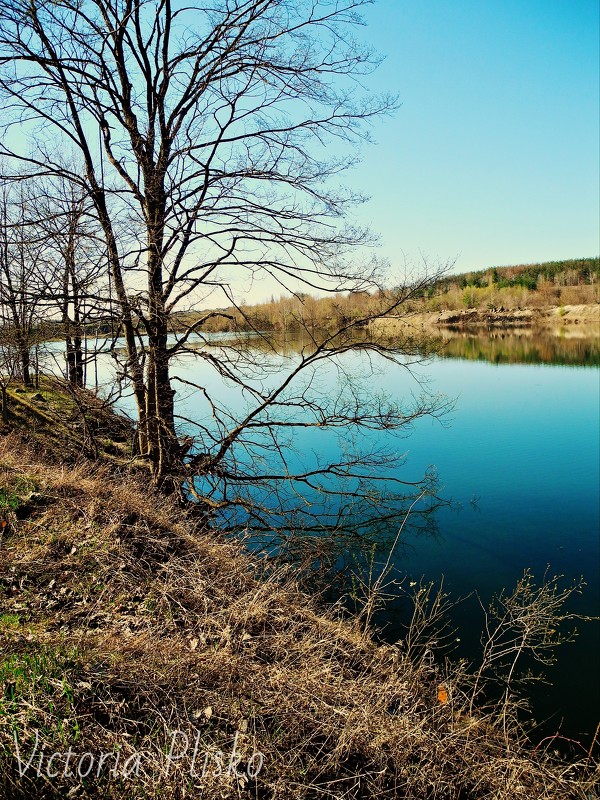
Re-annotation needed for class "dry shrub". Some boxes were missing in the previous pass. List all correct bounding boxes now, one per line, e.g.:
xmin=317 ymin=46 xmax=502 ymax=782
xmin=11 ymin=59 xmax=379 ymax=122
xmin=560 ymin=285 xmax=599 ymax=305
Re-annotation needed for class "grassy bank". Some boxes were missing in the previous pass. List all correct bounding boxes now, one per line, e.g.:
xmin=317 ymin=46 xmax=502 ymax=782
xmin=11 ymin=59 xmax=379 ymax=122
xmin=0 ymin=382 xmax=598 ymax=799
xmin=0 ymin=377 xmax=135 ymax=464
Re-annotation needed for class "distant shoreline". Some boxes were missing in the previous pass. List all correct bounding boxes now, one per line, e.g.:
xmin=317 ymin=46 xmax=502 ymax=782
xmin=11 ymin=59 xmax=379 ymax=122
xmin=370 ymin=303 xmax=600 ymax=335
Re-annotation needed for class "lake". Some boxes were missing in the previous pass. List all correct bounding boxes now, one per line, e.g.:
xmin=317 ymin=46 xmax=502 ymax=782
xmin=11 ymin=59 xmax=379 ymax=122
xmin=366 ymin=346 xmax=599 ymax=747
xmin=45 ymin=328 xmax=600 ymax=746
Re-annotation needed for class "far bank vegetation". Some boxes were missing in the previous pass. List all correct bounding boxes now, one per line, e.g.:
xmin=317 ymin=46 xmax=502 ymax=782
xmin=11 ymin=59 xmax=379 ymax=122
xmin=187 ymin=258 xmax=599 ymax=334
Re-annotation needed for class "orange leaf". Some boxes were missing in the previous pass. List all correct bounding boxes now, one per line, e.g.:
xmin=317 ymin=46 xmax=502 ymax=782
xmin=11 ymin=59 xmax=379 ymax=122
xmin=437 ymin=685 xmax=448 ymax=704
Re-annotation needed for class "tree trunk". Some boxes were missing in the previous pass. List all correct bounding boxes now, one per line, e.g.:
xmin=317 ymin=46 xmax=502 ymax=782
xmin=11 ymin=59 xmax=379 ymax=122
xmin=1 ymin=385 xmax=8 ymax=424
xmin=144 ymin=188 xmax=180 ymax=488
xmin=72 ymin=332 xmax=84 ymax=387
xmin=65 ymin=332 xmax=75 ymax=384
xmin=65 ymin=333 xmax=84 ymax=388
xmin=90 ymin=182 xmax=148 ymax=455
xmin=146 ymin=316 xmax=179 ymax=489
xmin=68 ymin=258 xmax=84 ymax=388
xmin=19 ymin=342 xmax=31 ymax=387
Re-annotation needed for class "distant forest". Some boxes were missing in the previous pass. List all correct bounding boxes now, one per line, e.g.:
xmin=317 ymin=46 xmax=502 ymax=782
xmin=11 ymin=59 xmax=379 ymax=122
xmin=189 ymin=258 xmax=599 ymax=334
xmin=432 ymin=257 xmax=599 ymax=293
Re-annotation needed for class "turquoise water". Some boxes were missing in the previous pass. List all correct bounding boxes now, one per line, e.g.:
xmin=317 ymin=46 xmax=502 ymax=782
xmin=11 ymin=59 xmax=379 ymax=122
xmin=45 ymin=333 xmax=600 ymax=744
xmin=367 ymin=358 xmax=599 ymax=745
xmin=174 ymin=341 xmax=599 ymax=744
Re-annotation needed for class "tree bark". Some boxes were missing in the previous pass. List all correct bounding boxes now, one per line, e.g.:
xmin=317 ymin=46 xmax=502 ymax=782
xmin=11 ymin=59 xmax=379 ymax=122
xmin=18 ymin=338 xmax=31 ymax=387
xmin=0 ymin=385 xmax=8 ymax=424
xmin=145 ymin=188 xmax=180 ymax=486
xmin=90 ymin=180 xmax=149 ymax=455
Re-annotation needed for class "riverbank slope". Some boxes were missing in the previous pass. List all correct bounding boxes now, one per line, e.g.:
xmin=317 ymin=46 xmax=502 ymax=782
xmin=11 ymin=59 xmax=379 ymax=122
xmin=0 ymin=381 xmax=597 ymax=799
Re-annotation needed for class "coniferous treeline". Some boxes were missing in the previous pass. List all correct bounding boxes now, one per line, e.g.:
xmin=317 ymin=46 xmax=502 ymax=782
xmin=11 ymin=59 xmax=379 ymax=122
xmin=431 ymin=257 xmax=599 ymax=293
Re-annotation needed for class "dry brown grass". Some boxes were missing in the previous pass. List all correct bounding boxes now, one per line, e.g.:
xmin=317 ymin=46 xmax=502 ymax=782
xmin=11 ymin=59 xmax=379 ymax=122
xmin=0 ymin=376 xmax=135 ymax=465
xmin=0 ymin=433 xmax=598 ymax=799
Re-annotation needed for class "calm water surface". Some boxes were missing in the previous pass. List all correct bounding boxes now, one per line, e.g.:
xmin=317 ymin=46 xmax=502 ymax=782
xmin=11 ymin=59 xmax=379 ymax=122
xmin=48 ymin=330 xmax=600 ymax=743
xmin=370 ymin=353 xmax=599 ymax=745
xmin=180 ymin=330 xmax=599 ymax=744
xmin=258 ymin=333 xmax=599 ymax=744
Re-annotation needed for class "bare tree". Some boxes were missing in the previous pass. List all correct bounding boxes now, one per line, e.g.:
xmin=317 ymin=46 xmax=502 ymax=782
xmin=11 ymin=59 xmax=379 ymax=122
xmin=0 ymin=179 xmax=45 ymax=386
xmin=0 ymin=0 xmax=449 ymax=527
xmin=0 ymin=326 xmax=19 ymax=423
xmin=28 ymin=175 xmax=110 ymax=387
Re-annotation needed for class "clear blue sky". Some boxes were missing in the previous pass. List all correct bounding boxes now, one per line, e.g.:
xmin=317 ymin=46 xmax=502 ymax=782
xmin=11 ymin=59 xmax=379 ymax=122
xmin=349 ymin=0 xmax=599 ymax=277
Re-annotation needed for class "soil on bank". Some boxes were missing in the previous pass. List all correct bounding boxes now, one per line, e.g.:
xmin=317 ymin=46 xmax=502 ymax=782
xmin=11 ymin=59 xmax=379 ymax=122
xmin=370 ymin=303 xmax=600 ymax=338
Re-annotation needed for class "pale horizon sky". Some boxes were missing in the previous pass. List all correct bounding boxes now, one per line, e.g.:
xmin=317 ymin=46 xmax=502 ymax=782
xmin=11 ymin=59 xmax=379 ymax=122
xmin=346 ymin=0 xmax=599 ymax=282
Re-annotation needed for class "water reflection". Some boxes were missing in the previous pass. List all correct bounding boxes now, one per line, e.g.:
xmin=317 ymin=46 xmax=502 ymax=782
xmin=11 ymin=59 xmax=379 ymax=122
xmin=435 ymin=327 xmax=600 ymax=366
xmin=42 ymin=327 xmax=600 ymax=743
xmin=198 ymin=326 xmax=600 ymax=367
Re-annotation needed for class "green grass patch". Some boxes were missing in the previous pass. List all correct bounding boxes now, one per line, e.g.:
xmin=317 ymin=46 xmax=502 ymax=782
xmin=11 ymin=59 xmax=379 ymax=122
xmin=0 ymin=476 xmax=38 ymax=515
xmin=0 ymin=644 xmax=83 ymax=747
xmin=0 ymin=614 xmax=20 ymax=630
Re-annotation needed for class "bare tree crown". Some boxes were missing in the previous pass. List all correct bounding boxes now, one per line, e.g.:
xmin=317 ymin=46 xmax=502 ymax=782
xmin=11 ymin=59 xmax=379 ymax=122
xmin=0 ymin=0 xmax=449 ymax=530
